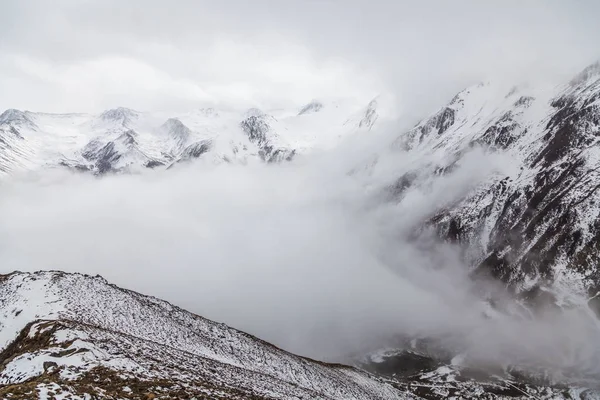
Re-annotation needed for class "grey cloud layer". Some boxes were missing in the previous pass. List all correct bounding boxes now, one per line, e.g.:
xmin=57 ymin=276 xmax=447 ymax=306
xmin=1 ymin=0 xmax=599 ymax=117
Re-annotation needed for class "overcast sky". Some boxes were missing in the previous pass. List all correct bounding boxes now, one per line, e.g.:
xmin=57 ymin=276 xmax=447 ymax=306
xmin=1 ymin=0 xmax=599 ymax=118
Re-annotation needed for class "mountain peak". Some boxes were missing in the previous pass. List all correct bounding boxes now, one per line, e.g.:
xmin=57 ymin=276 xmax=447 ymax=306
xmin=569 ymin=61 xmax=600 ymax=87
xmin=99 ymin=107 xmax=139 ymax=125
xmin=0 ymin=109 xmax=34 ymax=126
xmin=161 ymin=118 xmax=190 ymax=137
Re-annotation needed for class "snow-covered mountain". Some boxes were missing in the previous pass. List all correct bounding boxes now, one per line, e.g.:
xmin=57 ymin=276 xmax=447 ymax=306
xmin=388 ymin=62 xmax=600 ymax=309
xmin=0 ymin=98 xmax=386 ymax=177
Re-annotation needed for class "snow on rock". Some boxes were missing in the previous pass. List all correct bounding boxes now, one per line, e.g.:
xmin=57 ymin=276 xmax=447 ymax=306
xmin=0 ymin=271 xmax=408 ymax=399
xmin=0 ymin=99 xmax=388 ymax=177
xmin=298 ymin=100 xmax=324 ymax=115
xmin=99 ymin=107 xmax=139 ymax=126
xmin=387 ymin=62 xmax=600 ymax=311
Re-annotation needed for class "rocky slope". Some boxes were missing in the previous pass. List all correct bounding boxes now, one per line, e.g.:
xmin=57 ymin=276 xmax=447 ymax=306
xmin=0 ymin=271 xmax=409 ymax=400
xmin=338 ymin=62 xmax=600 ymax=395
xmin=390 ymin=62 xmax=600 ymax=310
xmin=3 ymin=271 xmax=599 ymax=399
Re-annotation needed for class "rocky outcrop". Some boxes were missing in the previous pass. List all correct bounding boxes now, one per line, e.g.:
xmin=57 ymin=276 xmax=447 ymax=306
xmin=240 ymin=114 xmax=295 ymax=163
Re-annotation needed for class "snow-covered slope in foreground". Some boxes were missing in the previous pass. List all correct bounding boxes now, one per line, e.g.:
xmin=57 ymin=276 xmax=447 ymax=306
xmin=2 ymin=272 xmax=598 ymax=399
xmin=0 ymin=271 xmax=407 ymax=400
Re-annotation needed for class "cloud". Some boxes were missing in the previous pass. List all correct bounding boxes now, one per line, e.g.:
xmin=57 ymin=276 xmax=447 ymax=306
xmin=2 ymin=128 xmax=599 ymax=379
xmin=0 ymin=134 xmax=491 ymax=357
xmin=1 ymin=0 xmax=599 ymax=117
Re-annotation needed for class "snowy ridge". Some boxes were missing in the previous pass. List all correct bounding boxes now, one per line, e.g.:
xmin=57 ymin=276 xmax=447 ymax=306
xmin=0 ymin=99 xmax=388 ymax=177
xmin=1 ymin=272 xmax=598 ymax=399
xmin=0 ymin=271 xmax=408 ymax=399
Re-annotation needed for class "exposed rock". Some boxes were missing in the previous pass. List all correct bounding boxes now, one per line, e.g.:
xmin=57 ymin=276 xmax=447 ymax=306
xmin=298 ymin=101 xmax=324 ymax=115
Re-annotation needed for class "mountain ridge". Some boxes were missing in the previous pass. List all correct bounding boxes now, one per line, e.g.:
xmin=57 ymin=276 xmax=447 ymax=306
xmin=0 ymin=99 xmax=385 ymax=177
xmin=0 ymin=270 xmax=409 ymax=400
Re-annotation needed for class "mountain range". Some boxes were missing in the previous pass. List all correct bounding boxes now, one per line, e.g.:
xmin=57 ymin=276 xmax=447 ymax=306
xmin=0 ymin=98 xmax=382 ymax=177
xmin=2 ymin=61 xmax=600 ymax=399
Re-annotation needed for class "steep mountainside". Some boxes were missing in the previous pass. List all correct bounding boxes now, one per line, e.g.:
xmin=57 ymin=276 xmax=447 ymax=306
xmin=391 ymin=62 xmax=600 ymax=310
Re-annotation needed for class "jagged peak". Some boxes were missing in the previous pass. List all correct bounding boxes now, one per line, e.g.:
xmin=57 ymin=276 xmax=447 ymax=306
xmin=0 ymin=109 xmax=34 ymax=126
xmin=99 ymin=107 xmax=139 ymax=124
xmin=160 ymin=118 xmax=191 ymax=137
xmin=569 ymin=61 xmax=600 ymax=87
xmin=298 ymin=100 xmax=324 ymax=115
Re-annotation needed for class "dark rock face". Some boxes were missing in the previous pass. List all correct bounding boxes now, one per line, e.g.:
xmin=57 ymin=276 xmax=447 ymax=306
xmin=298 ymin=101 xmax=324 ymax=115
xmin=84 ymin=141 xmax=121 ymax=174
xmin=180 ymin=140 xmax=212 ymax=160
xmin=145 ymin=160 xmax=164 ymax=169
xmin=478 ymin=111 xmax=519 ymax=149
xmin=240 ymin=115 xmax=270 ymax=148
xmin=435 ymin=107 xmax=455 ymax=135
xmin=81 ymin=129 xmax=152 ymax=175
xmin=481 ymin=79 xmax=600 ymax=294
xmin=363 ymin=351 xmax=441 ymax=378
xmin=240 ymin=115 xmax=295 ymax=163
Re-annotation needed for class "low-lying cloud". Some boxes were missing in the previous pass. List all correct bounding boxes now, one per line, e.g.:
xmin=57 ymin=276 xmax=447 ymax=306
xmin=2 ymin=129 xmax=599 ymax=384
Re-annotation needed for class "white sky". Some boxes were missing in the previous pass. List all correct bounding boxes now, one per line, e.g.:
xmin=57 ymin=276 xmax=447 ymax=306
xmin=1 ymin=0 xmax=599 ymax=119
